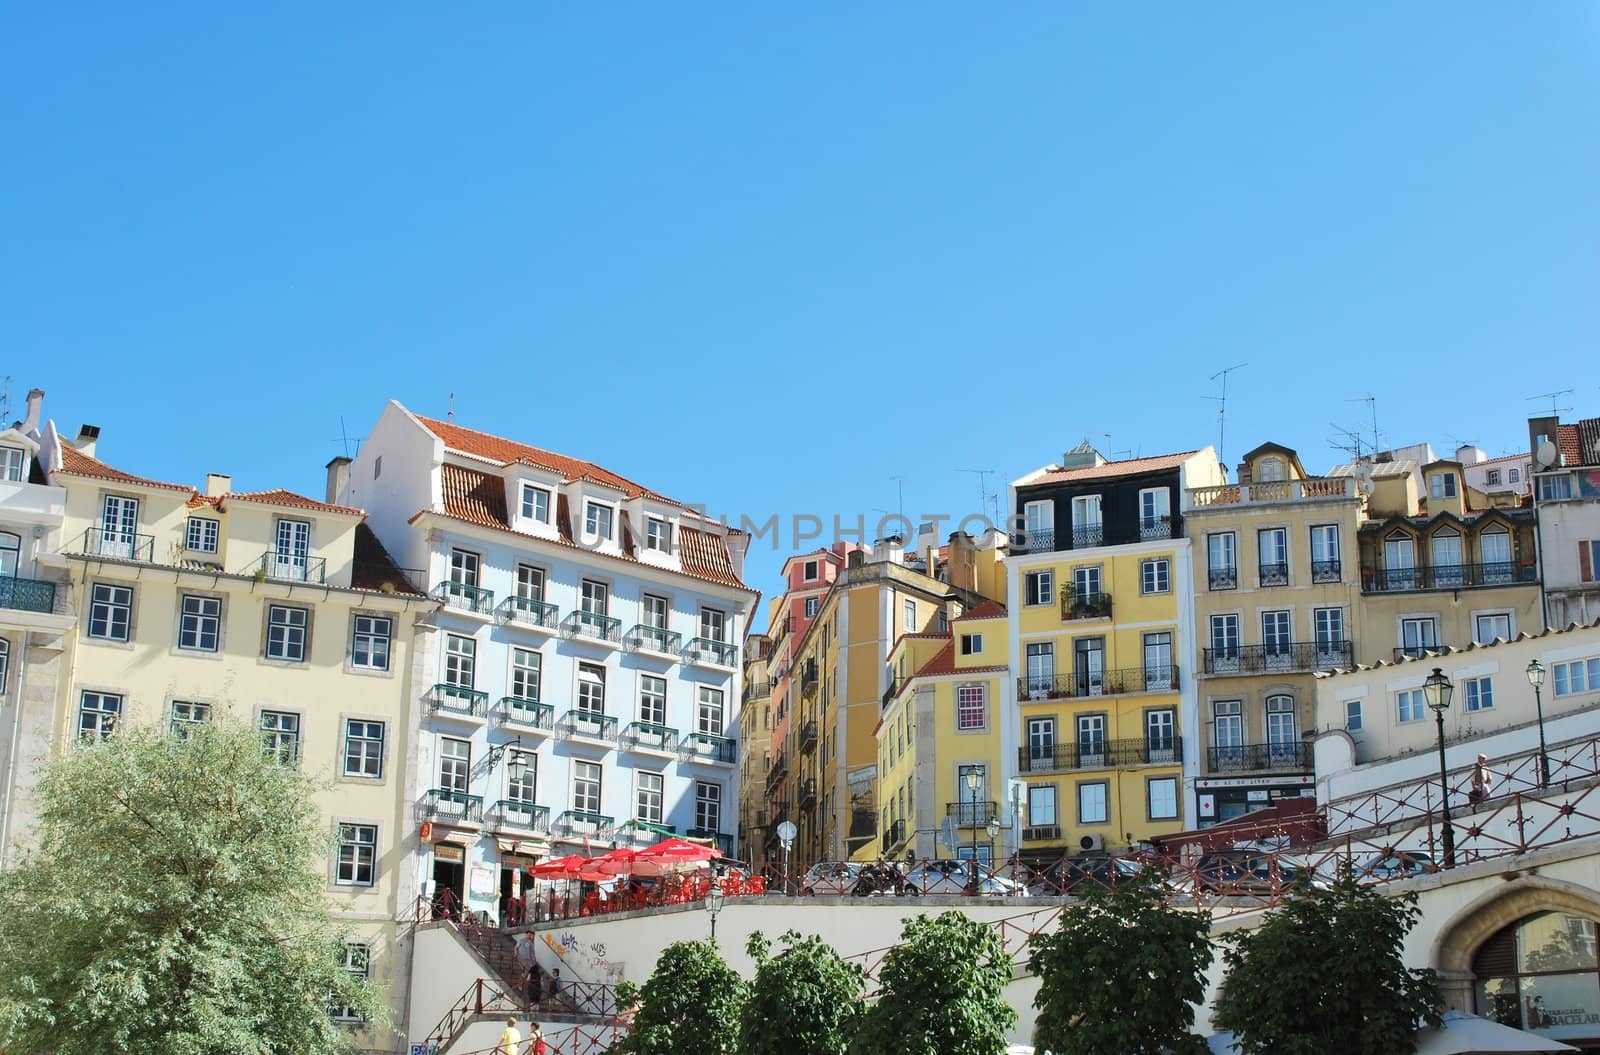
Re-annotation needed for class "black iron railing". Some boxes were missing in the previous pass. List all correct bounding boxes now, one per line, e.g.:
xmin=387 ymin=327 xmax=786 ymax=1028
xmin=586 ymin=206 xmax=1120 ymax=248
xmin=685 ymin=637 xmax=737 ymax=666
xmin=743 ymin=679 xmax=772 ymax=702
xmin=1139 ymin=516 xmax=1174 ymax=541
xmin=434 ymin=580 xmax=494 ymax=614
xmin=557 ymin=710 xmax=619 ymax=743
xmin=1209 ymin=566 xmax=1238 ymax=591
xmin=1071 ymin=525 xmax=1105 ymax=548
xmin=1361 ymin=561 xmax=1537 ymax=594
xmin=946 ymin=801 xmax=999 ymax=827
xmin=1018 ymin=736 xmax=1183 ymax=773
xmin=798 ymin=779 xmax=817 ymax=811
xmin=684 ymin=732 xmax=736 ymax=764
xmin=623 ymin=721 xmax=679 ymax=752
xmin=1017 ymin=665 xmax=1179 ymax=702
xmin=1202 ymin=641 xmax=1353 ymax=675
xmin=801 ymin=661 xmax=819 ymax=698
xmin=1311 ymin=559 xmax=1342 ymax=584
xmin=1258 ymin=562 xmax=1289 ymax=587
xmin=498 ymin=595 xmax=559 ymax=630
xmin=626 ymin=625 xmax=681 ymax=655
xmin=255 ymin=551 xmax=328 ymax=584
xmin=79 ymin=526 xmax=155 ymax=563
xmin=553 ymin=809 xmax=613 ymax=839
xmin=0 ymin=576 xmax=55 ymax=614
xmin=430 ymin=684 xmax=489 ymax=718
xmin=1061 ymin=590 xmax=1113 ymax=621
xmin=883 ymin=818 xmax=907 ymax=853
xmin=489 ymin=800 xmax=550 ymax=833
xmin=766 ymin=751 xmax=789 ymax=791
xmin=565 ymin=610 xmax=623 ymax=643
xmin=1207 ymin=742 xmax=1311 ymax=773
xmin=798 ymin=720 xmax=818 ymax=755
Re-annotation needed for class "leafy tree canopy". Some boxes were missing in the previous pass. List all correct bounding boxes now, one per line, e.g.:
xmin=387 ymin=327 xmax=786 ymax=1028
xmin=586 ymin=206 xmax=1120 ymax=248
xmin=614 ymin=939 xmax=743 ymax=1055
xmin=741 ymin=930 xmax=866 ymax=1055
xmin=0 ymin=723 xmax=382 ymax=1055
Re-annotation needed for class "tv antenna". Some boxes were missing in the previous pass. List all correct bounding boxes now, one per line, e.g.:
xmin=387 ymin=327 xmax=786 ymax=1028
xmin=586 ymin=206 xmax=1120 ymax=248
xmin=1327 ymin=423 xmax=1370 ymax=462
xmin=1102 ymin=434 xmax=1133 ymax=460
xmin=888 ymin=475 xmax=905 ymax=524
xmin=331 ymin=417 xmax=365 ymax=458
xmin=1527 ymin=389 xmax=1574 ymax=416
xmin=956 ymin=468 xmax=1000 ymax=527
xmin=1202 ymin=363 xmax=1247 ymax=460
xmin=1347 ymin=394 xmax=1382 ymax=455
xmin=0 ymin=376 xmax=11 ymax=425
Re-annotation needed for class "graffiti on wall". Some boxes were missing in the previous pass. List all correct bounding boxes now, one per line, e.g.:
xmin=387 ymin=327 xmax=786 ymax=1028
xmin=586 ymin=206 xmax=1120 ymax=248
xmin=542 ymin=929 xmax=626 ymax=984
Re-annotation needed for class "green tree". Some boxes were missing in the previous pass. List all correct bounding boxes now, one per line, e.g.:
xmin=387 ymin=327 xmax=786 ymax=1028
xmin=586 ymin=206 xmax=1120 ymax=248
xmin=614 ymin=939 xmax=743 ymax=1055
xmin=851 ymin=911 xmax=1016 ymax=1055
xmin=0 ymin=723 xmax=383 ymax=1055
xmin=1028 ymin=869 xmax=1212 ymax=1055
xmin=741 ymin=930 xmax=866 ymax=1055
xmin=1212 ymin=874 xmax=1442 ymax=1055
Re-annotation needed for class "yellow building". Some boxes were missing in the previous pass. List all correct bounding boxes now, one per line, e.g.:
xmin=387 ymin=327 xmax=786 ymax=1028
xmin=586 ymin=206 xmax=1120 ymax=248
xmin=1184 ymin=442 xmax=1363 ymax=824
xmin=1005 ymin=444 xmax=1225 ymax=862
xmin=41 ymin=435 xmax=432 ymax=1055
xmin=737 ymin=626 xmax=773 ymax=860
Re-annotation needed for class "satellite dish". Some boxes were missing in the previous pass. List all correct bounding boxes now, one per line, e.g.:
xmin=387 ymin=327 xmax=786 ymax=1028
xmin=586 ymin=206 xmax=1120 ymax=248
xmin=1536 ymin=440 xmax=1558 ymax=469
xmin=776 ymin=820 xmax=797 ymax=847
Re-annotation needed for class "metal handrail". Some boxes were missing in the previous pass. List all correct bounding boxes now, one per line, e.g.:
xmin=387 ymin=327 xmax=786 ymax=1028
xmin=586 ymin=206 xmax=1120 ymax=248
xmin=496 ymin=696 xmax=553 ymax=730
xmin=0 ymin=576 xmax=56 ymax=614
xmin=1361 ymin=561 xmax=1537 ymax=593
xmin=1016 ymin=665 xmax=1179 ymax=701
xmin=1202 ymin=641 xmax=1353 ymax=674
xmin=565 ymin=610 xmax=622 ymax=643
xmin=435 ymin=579 xmax=495 ymax=613
xmin=622 ymin=721 xmax=679 ymax=752
xmin=1017 ymin=735 xmax=1183 ymax=773
xmin=499 ymin=594 xmax=559 ymax=629
xmin=626 ymin=624 xmax=681 ymax=654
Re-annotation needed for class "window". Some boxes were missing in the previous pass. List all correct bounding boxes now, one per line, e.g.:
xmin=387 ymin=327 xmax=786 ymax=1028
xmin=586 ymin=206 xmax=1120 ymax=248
xmin=1070 ymin=495 xmax=1103 ymax=546
xmin=1429 ymin=472 xmax=1458 ymax=499
xmin=1397 ymin=689 xmax=1427 ymax=723
xmin=639 ymin=675 xmax=666 ymax=725
xmin=1024 ymin=570 xmax=1053 ymax=607
xmin=1147 ymin=777 xmax=1178 ymax=820
xmin=1480 ymin=529 xmax=1513 ymax=581
xmin=1213 ymin=700 xmax=1243 ymax=758
xmin=1027 ymin=784 xmax=1057 ymax=826
xmin=645 ymin=517 xmax=671 ymax=552
xmin=956 ymin=685 xmax=986 ymax=730
xmin=1538 ymin=474 xmax=1574 ymax=501
xmin=803 ymin=596 xmax=820 ymax=618
xmin=1210 ymin=614 xmax=1240 ymax=658
xmin=700 ymin=607 xmax=727 ymax=642
xmin=520 ymin=484 xmax=550 ymax=523
xmin=1313 ymin=608 xmax=1346 ymax=655
xmin=510 ymin=647 xmax=542 ymax=701
xmin=335 ymin=824 xmax=377 ymax=886
xmin=266 ymin=604 xmax=309 ymax=662
xmin=1583 ymin=540 xmax=1600 ymax=584
xmin=1310 ymin=524 xmax=1340 ymax=581
xmin=1553 ymin=658 xmax=1600 ymax=697
xmin=1072 ymin=565 xmax=1102 ymax=601
xmin=169 ymin=700 xmax=210 ymax=738
xmin=79 ymin=691 xmax=121 ymax=741
xmin=960 ymin=633 xmax=982 ymax=656
xmin=273 ymin=519 xmax=312 ymax=581
xmin=1138 ymin=487 xmax=1171 ymax=536
xmin=641 ymin=594 xmax=669 ymax=631
xmin=695 ymin=781 xmax=723 ymax=833
xmin=637 ymin=771 xmax=664 ymax=824
xmin=88 ymin=583 xmax=133 ymax=641
xmin=1146 ymin=708 xmax=1175 ymax=755
xmin=351 ymin=615 xmax=392 ymax=671
xmin=577 ymin=663 xmax=606 ymax=714
xmin=580 ymin=579 xmax=609 ymax=616
xmin=185 ymin=516 xmax=219 ymax=553
xmin=1258 ymin=527 xmax=1288 ymax=585
xmin=1508 ymin=467 xmax=1521 ymax=484
xmin=573 ymin=761 xmax=602 ymax=814
xmin=1384 ymin=531 xmax=1418 ymax=589
xmin=1141 ymin=558 xmax=1170 ymax=595
xmin=1261 ymin=611 xmax=1291 ymax=663
xmin=1345 ymin=699 xmax=1363 ymax=731
xmin=438 ymin=738 xmax=471 ymax=796
xmin=447 ymin=548 xmax=479 ymax=589
xmin=1077 ymin=782 xmax=1108 ymax=825
xmin=0 ymin=531 xmax=15 ymax=577
xmin=584 ymin=501 xmax=614 ymax=540
xmin=515 ymin=564 xmax=546 ymax=602
xmin=1400 ymin=617 xmax=1439 ymax=658
xmin=1486 ymin=469 xmax=1502 ymax=486
xmin=1023 ymin=500 xmax=1054 ymax=548
xmin=1208 ymin=532 xmax=1237 ymax=589
xmin=936 ymin=609 xmax=949 ymax=633
xmin=444 ymin=634 xmax=476 ymax=688
xmin=0 ymin=446 xmax=25 ymax=482
xmin=1077 ymin=713 xmax=1107 ymax=760
xmin=803 ymin=559 xmax=819 ymax=580
xmin=343 ymin=720 xmax=385 ymax=777
xmin=1432 ymin=530 xmax=1464 ymax=585
xmin=178 ymin=595 xmax=222 ymax=652
xmin=1024 ymin=642 xmax=1055 ymax=695
xmin=902 ymin=598 xmax=917 ymax=632
xmin=1143 ymin=632 xmax=1173 ymax=689
xmin=1464 ymin=677 xmax=1494 ymax=712
xmin=261 ymin=711 xmax=300 ymax=766
xmin=98 ymin=494 xmax=140 ymax=558
xmin=503 ymin=749 xmax=536 ymax=806
xmin=698 ymin=686 xmax=726 ymax=735
xmin=1256 ymin=456 xmax=1286 ymax=482
xmin=332 ymin=944 xmax=371 ymax=1022
xmin=0 ymin=638 xmax=7 ymax=694
xmin=1265 ymin=695 xmax=1297 ymax=759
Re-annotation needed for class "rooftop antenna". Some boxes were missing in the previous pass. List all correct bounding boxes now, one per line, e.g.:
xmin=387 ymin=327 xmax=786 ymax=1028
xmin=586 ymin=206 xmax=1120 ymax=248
xmin=1203 ymin=363 xmax=1248 ymax=460
xmin=1347 ymin=394 xmax=1382 ymax=455
xmin=888 ymin=475 xmax=906 ymax=525
xmin=447 ymin=393 xmax=456 ymax=422
xmin=1527 ymin=389 xmax=1574 ymax=417
xmin=1103 ymin=434 xmax=1133 ymax=460
xmin=0 ymin=376 xmax=10 ymax=425
xmin=1327 ymin=423 xmax=1370 ymax=462
xmin=331 ymin=416 xmax=365 ymax=458
xmin=956 ymin=468 xmax=1000 ymax=528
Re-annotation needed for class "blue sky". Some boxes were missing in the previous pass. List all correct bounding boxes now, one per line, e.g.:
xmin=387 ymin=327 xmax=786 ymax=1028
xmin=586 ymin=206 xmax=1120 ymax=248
xmin=4 ymin=5 xmax=1598 ymax=616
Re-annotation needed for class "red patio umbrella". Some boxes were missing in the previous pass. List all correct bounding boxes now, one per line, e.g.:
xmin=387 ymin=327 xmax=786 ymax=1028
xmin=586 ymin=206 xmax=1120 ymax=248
xmin=529 ymin=854 xmax=590 ymax=878
xmin=636 ymin=837 xmax=722 ymax=870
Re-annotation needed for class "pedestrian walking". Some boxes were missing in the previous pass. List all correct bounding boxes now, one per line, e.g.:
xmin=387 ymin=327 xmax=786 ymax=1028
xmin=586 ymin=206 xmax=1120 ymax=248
xmin=1470 ymin=753 xmax=1495 ymax=804
xmin=496 ymin=1016 xmax=522 ymax=1055
xmin=547 ymin=967 xmax=562 ymax=1002
xmin=531 ymin=1026 xmax=548 ymax=1055
xmin=515 ymin=931 xmax=539 ymax=1003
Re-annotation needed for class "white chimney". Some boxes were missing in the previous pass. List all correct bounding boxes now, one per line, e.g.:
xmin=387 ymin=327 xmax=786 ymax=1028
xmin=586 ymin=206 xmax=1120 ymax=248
xmin=75 ymin=425 xmax=101 ymax=459
xmin=325 ymin=457 xmax=351 ymax=505
xmin=20 ymin=389 xmax=43 ymax=438
xmin=205 ymin=473 xmax=232 ymax=498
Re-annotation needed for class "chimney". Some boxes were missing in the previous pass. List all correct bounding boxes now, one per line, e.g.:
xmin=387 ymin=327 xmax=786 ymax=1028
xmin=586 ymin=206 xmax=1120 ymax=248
xmin=19 ymin=389 xmax=43 ymax=437
xmin=75 ymin=425 xmax=101 ymax=459
xmin=946 ymin=532 xmax=977 ymax=593
xmin=325 ymin=456 xmax=352 ymax=505
xmin=205 ymin=473 xmax=232 ymax=498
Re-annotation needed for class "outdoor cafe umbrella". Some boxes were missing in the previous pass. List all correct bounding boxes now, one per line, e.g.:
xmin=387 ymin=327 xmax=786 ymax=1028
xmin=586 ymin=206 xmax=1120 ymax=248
xmin=637 ymin=836 xmax=722 ymax=867
xmin=530 ymin=854 xmax=591 ymax=878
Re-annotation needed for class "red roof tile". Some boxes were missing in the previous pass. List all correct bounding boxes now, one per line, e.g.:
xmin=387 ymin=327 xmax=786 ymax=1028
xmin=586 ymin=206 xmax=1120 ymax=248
xmin=910 ymin=641 xmax=1009 ymax=678
xmin=227 ymin=488 xmax=363 ymax=517
xmin=679 ymin=525 xmax=743 ymax=588
xmin=350 ymin=523 xmax=426 ymax=595
xmin=1031 ymin=450 xmax=1200 ymax=485
xmin=956 ymin=599 xmax=1007 ymax=621
xmin=440 ymin=464 xmax=508 ymax=530
xmin=1558 ymin=425 xmax=1582 ymax=467
xmin=55 ymin=446 xmax=192 ymax=492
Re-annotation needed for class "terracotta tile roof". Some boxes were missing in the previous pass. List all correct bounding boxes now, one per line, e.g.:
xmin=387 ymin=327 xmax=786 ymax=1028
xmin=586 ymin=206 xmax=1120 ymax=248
xmin=956 ymin=599 xmax=1007 ymax=621
xmin=1574 ymin=420 xmax=1600 ymax=467
xmin=350 ymin=523 xmax=426 ymax=595
xmin=1030 ymin=450 xmax=1199 ymax=485
xmin=440 ymin=464 xmax=508 ymax=530
xmin=679 ymin=525 xmax=743 ymax=588
xmin=910 ymin=641 xmax=1008 ymax=678
xmin=55 ymin=445 xmax=191 ymax=492
xmin=419 ymin=415 xmax=681 ymax=506
xmin=227 ymin=488 xmax=363 ymax=517
xmin=1558 ymin=425 xmax=1582 ymax=466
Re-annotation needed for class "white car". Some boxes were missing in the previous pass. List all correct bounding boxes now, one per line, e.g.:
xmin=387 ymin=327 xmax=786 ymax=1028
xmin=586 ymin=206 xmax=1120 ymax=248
xmin=799 ymin=861 xmax=863 ymax=896
xmin=905 ymin=860 xmax=1031 ymax=897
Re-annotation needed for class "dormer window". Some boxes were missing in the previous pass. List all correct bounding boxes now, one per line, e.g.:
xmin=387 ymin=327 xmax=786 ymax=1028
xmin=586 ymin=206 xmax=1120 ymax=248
xmin=645 ymin=516 xmax=671 ymax=552
xmin=1429 ymin=473 xmax=1458 ymax=500
xmin=186 ymin=517 xmax=220 ymax=554
xmin=584 ymin=501 xmax=614 ymax=541
xmin=803 ymin=559 xmax=819 ymax=581
xmin=520 ymin=484 xmax=550 ymax=524
xmin=0 ymin=446 xmax=26 ymax=482
xmin=1257 ymin=456 xmax=1286 ymax=482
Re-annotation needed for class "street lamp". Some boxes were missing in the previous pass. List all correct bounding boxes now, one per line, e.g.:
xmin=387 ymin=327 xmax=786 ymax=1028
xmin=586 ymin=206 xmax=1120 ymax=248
xmin=1423 ymin=667 xmax=1456 ymax=868
xmin=1526 ymin=659 xmax=1551 ymax=787
xmin=704 ymin=877 xmax=724 ymax=942
xmin=985 ymin=817 xmax=1001 ymax=872
xmin=962 ymin=767 xmax=983 ymax=892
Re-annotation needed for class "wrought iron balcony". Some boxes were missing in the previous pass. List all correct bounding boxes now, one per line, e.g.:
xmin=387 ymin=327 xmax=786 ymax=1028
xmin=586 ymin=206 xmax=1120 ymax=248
xmin=423 ymin=788 xmax=483 ymax=824
xmin=498 ymin=595 xmax=559 ymax=630
xmin=1361 ymin=561 xmax=1536 ymax=594
xmin=797 ymin=779 xmax=817 ymax=812
xmin=1012 ymin=529 xmax=1055 ymax=553
xmin=1017 ymin=735 xmax=1183 ymax=773
xmin=1139 ymin=516 xmax=1175 ymax=541
xmin=798 ymin=720 xmax=818 ymax=755
xmin=489 ymin=800 xmax=550 ymax=834
xmin=684 ymin=732 xmax=736 ymax=764
xmin=496 ymin=696 xmax=553 ymax=731
xmin=1017 ymin=665 xmax=1179 ymax=702
xmin=429 ymin=683 xmax=489 ymax=719
xmin=1207 ymin=742 xmax=1311 ymax=773
xmin=883 ymin=677 xmax=909 ymax=705
xmin=800 ymin=661 xmax=819 ymax=698
xmin=882 ymin=818 xmax=907 ymax=853
xmin=252 ymin=551 xmax=328 ymax=584
xmin=684 ymin=637 xmax=737 ymax=667
xmin=564 ymin=610 xmax=622 ymax=643
xmin=554 ymin=809 xmax=614 ymax=839
xmin=1071 ymin=525 xmax=1105 ymax=548
xmin=1208 ymin=566 xmax=1238 ymax=591
xmin=946 ymin=800 xmax=998 ymax=827
xmin=557 ymin=710 xmax=619 ymax=744
xmin=742 ymin=678 xmax=771 ymax=703
xmin=1257 ymin=562 xmax=1289 ymax=587
xmin=434 ymin=580 xmax=494 ymax=614
xmin=1311 ymin=559 xmax=1342 ymax=584
xmin=766 ymin=750 xmax=789 ymax=792
xmin=1061 ymin=590 xmax=1112 ymax=621
xmin=0 ymin=575 xmax=56 ymax=614
xmin=626 ymin=624 xmax=681 ymax=655
xmin=1202 ymin=641 xmax=1353 ymax=675
xmin=79 ymin=526 xmax=155 ymax=563
xmin=623 ymin=721 xmax=679 ymax=753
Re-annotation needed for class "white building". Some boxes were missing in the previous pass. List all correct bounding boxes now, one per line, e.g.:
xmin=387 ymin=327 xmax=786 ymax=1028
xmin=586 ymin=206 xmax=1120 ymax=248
xmin=1528 ymin=414 xmax=1600 ymax=629
xmin=342 ymin=402 xmax=755 ymax=922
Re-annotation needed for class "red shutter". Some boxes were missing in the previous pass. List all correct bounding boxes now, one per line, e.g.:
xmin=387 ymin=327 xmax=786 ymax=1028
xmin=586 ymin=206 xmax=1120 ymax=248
xmin=1581 ymin=541 xmax=1595 ymax=584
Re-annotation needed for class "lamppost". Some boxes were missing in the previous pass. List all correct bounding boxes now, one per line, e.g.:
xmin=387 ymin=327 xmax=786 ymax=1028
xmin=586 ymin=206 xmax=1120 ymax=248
xmin=962 ymin=767 xmax=982 ymax=892
xmin=704 ymin=877 xmax=724 ymax=942
xmin=1424 ymin=667 xmax=1456 ymax=868
xmin=1527 ymin=658 xmax=1551 ymax=787
xmin=985 ymin=817 xmax=1001 ymax=871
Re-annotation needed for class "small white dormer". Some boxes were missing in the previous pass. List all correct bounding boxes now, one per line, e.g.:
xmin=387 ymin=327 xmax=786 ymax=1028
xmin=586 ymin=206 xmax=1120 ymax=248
xmin=631 ymin=496 xmax=681 ymax=569
xmin=506 ymin=467 xmax=563 ymax=540
xmin=0 ymin=427 xmax=40 ymax=484
xmin=569 ymin=480 xmax=626 ymax=556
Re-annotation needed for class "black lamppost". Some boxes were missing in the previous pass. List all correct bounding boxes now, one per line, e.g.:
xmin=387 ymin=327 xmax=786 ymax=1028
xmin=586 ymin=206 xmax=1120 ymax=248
xmin=962 ymin=767 xmax=983 ymax=892
xmin=1424 ymin=667 xmax=1456 ymax=868
xmin=1526 ymin=659 xmax=1551 ymax=787
xmin=704 ymin=877 xmax=724 ymax=942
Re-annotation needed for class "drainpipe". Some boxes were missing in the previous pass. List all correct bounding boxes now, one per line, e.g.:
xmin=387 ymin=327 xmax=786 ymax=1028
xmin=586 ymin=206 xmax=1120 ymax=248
xmin=1533 ymin=507 xmax=1550 ymax=631
xmin=0 ymin=629 xmax=30 ymax=871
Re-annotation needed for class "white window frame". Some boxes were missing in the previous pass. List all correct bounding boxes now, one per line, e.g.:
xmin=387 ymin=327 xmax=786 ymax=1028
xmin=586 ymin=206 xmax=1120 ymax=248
xmin=584 ymin=501 xmax=615 ymax=541
xmin=1553 ymin=658 xmax=1600 ymax=698
xmin=0 ymin=445 xmax=26 ymax=483
xmin=1024 ymin=569 xmax=1054 ymax=607
xmin=261 ymin=710 xmax=300 ymax=766
xmin=960 ymin=633 xmax=982 ymax=656
xmin=1027 ymin=784 xmax=1057 ymax=826
xmin=1397 ymin=689 xmax=1427 ymax=723
xmin=515 ymin=563 xmax=547 ymax=602
xmin=639 ymin=674 xmax=667 ymax=726
xmin=1140 ymin=558 xmax=1170 ymax=595
xmin=1147 ymin=777 xmax=1178 ymax=820
xmin=185 ymin=516 xmax=219 ymax=554
xmin=804 ymin=596 xmax=820 ymax=619
xmin=335 ymin=824 xmax=377 ymax=887
xmin=1429 ymin=472 xmax=1458 ymax=499
xmin=956 ymin=684 xmax=987 ymax=731
xmin=511 ymin=647 xmax=542 ymax=701
xmin=1473 ymin=611 xmax=1513 ymax=645
xmin=520 ymin=484 xmax=551 ymax=523
xmin=1345 ymin=699 xmax=1364 ymax=731
xmin=332 ymin=943 xmax=371 ymax=1022
xmin=572 ymin=761 xmax=603 ymax=815
xmin=697 ymin=686 xmax=726 ymax=736
xmin=343 ymin=719 xmax=385 ymax=778
xmin=79 ymin=691 xmax=121 ymax=741
xmin=444 ymin=634 xmax=476 ymax=689
xmin=636 ymin=770 xmax=665 ymax=825
xmin=645 ymin=517 xmax=671 ymax=552
xmin=169 ymin=700 xmax=210 ymax=738
xmin=1464 ymin=676 xmax=1494 ymax=713
xmin=694 ymin=780 xmax=723 ymax=833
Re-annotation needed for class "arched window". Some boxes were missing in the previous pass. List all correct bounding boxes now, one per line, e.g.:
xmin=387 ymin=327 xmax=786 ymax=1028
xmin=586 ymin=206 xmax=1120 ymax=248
xmin=0 ymin=531 xmax=18 ymax=578
xmin=1481 ymin=527 xmax=1513 ymax=583
xmin=0 ymin=637 xmax=8 ymax=694
xmin=1473 ymin=912 xmax=1600 ymax=1042
xmin=1431 ymin=528 xmax=1464 ymax=587
xmin=1383 ymin=530 xmax=1416 ymax=590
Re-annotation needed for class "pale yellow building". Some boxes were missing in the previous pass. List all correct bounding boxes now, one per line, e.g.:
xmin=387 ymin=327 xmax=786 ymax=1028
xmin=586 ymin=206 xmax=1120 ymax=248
xmin=737 ymin=627 xmax=773 ymax=859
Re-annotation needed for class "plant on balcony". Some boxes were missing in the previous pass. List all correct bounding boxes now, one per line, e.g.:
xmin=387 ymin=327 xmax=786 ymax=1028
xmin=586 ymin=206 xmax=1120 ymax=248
xmin=0 ymin=723 xmax=383 ymax=1053
xmin=1212 ymin=874 xmax=1441 ymax=1055
xmin=614 ymin=939 xmax=744 ymax=1055
xmin=850 ymin=911 xmax=1014 ymax=1055
xmin=741 ymin=930 xmax=865 ymax=1055
xmin=1027 ymin=868 xmax=1212 ymax=1055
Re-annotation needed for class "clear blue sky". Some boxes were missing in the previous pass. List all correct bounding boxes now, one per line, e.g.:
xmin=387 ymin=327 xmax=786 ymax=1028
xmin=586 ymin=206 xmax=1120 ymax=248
xmin=5 ymin=5 xmax=1597 ymax=617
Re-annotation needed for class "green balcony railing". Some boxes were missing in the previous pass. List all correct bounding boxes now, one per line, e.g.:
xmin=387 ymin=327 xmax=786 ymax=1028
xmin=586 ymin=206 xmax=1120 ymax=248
xmin=685 ymin=828 xmax=734 ymax=857
xmin=255 ymin=551 xmax=327 ymax=584
xmin=423 ymin=788 xmax=484 ymax=823
xmin=565 ymin=610 xmax=622 ymax=643
xmin=496 ymin=696 xmax=553 ymax=731
xmin=498 ymin=595 xmax=559 ymax=630
xmin=490 ymin=800 xmax=550 ymax=834
xmin=626 ymin=624 xmax=681 ymax=655
xmin=684 ymin=637 xmax=737 ymax=667
xmin=80 ymin=526 xmax=155 ymax=563
xmin=684 ymin=732 xmax=737 ymax=764
xmin=430 ymin=683 xmax=489 ymax=719
xmin=555 ymin=809 xmax=614 ymax=839
xmin=558 ymin=710 xmax=619 ymax=744
xmin=0 ymin=576 xmax=56 ymax=614
xmin=433 ymin=580 xmax=495 ymax=614
xmin=623 ymin=721 xmax=680 ymax=753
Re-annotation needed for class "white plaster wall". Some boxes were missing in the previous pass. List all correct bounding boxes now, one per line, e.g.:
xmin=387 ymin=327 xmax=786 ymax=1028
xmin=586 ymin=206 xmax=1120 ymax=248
xmin=342 ymin=401 xmax=441 ymax=577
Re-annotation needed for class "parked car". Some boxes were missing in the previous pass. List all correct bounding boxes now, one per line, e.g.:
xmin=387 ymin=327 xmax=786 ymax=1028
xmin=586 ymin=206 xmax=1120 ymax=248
xmin=1027 ymin=854 xmax=1147 ymax=897
xmin=1359 ymin=851 xmax=1438 ymax=882
xmin=800 ymin=862 xmax=864 ymax=896
xmin=1192 ymin=850 xmax=1331 ymax=895
xmin=905 ymin=859 xmax=1030 ymax=897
